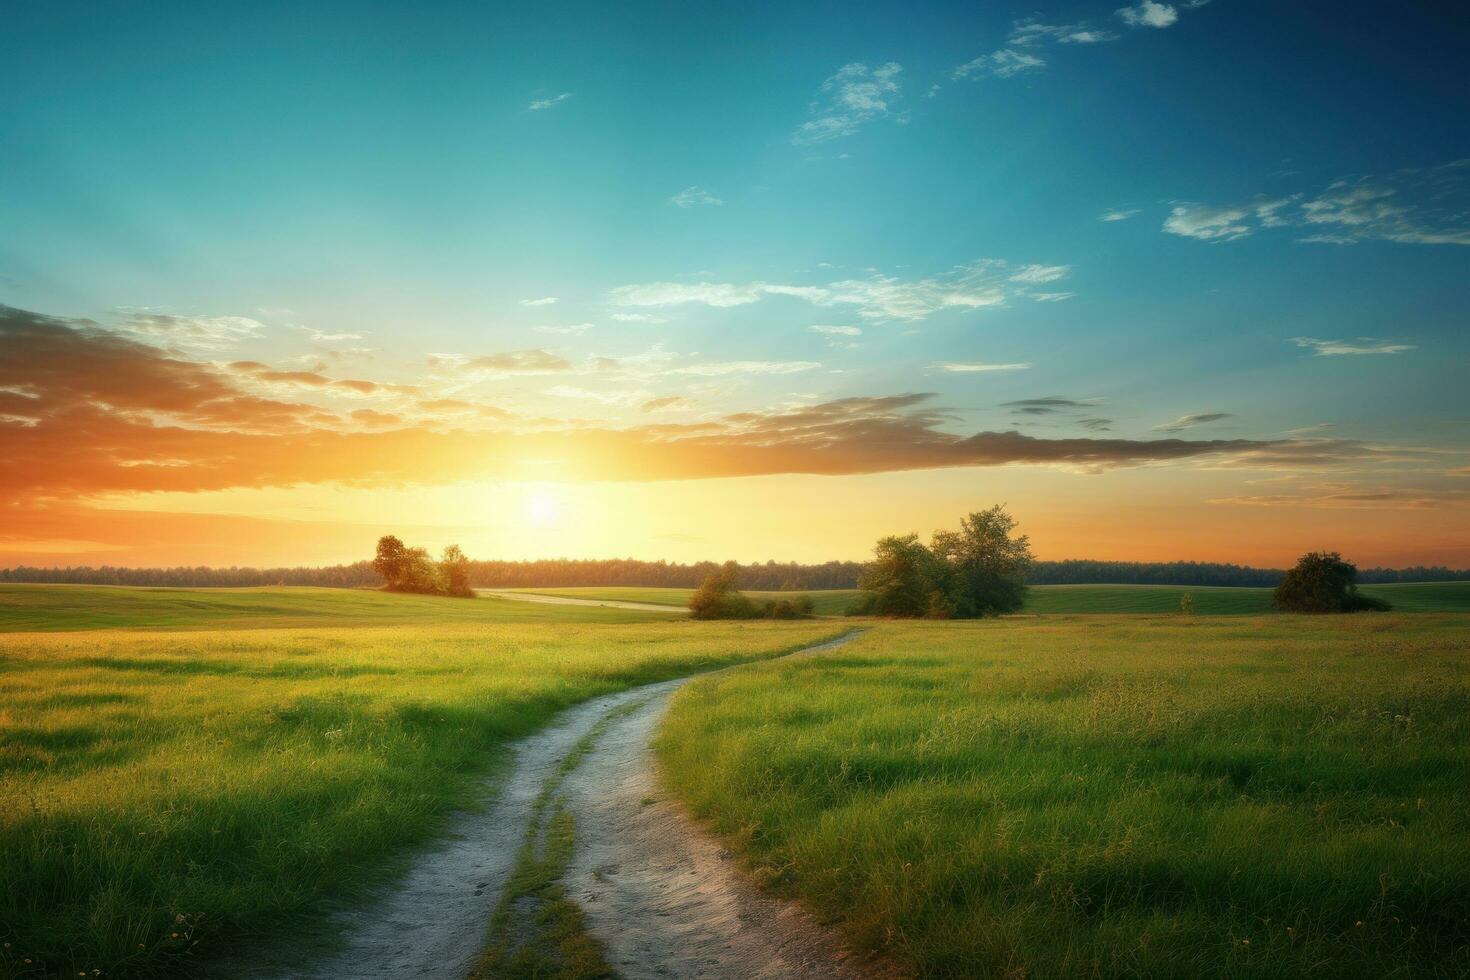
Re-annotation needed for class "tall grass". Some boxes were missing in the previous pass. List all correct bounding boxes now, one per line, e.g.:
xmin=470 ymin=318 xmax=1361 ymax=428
xmin=657 ymin=615 xmax=1470 ymax=978
xmin=0 ymin=617 xmax=840 ymax=976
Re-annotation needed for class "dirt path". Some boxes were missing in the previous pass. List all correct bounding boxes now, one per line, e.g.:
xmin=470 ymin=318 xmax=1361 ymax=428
xmin=559 ymin=645 xmax=878 ymax=978
xmin=479 ymin=590 xmax=687 ymax=614
xmin=258 ymin=632 xmax=866 ymax=980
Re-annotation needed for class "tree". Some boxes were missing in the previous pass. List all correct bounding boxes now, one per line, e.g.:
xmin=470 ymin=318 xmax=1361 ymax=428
xmin=930 ymin=506 xmax=1033 ymax=617
xmin=689 ymin=561 xmax=759 ymax=619
xmin=853 ymin=534 xmax=951 ymax=617
xmin=440 ymin=545 xmax=472 ymax=597
xmin=372 ymin=536 xmax=411 ymax=589
xmin=1273 ymin=551 xmax=1390 ymax=613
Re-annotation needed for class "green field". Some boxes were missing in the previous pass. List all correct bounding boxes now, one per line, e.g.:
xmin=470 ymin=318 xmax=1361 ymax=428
xmin=509 ymin=581 xmax=1470 ymax=615
xmin=658 ymin=615 xmax=1470 ymax=978
xmin=0 ymin=583 xmax=674 ymax=632
xmin=0 ymin=587 xmax=839 ymax=977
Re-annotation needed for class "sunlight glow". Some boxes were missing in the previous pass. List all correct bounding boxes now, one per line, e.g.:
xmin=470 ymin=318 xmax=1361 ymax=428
xmin=523 ymin=485 xmax=563 ymax=528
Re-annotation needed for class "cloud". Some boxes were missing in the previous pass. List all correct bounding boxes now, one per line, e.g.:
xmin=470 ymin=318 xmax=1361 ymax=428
xmin=610 ymin=313 xmax=668 ymax=324
xmin=668 ymin=360 xmax=821 ymax=377
xmin=1100 ymin=207 xmax=1140 ymax=222
xmin=793 ymin=62 xmax=902 ymax=144
xmin=810 ymin=325 xmax=862 ymax=336
xmin=609 ymin=259 xmax=1069 ymax=322
xmin=116 ymin=311 xmax=264 ymax=351
xmin=298 ymin=326 xmax=364 ymax=342
xmin=1030 ymin=292 xmax=1075 ymax=302
xmin=5 ymin=305 xmax=1441 ymax=509
xmin=1155 ymin=412 xmax=1233 ymax=432
xmin=528 ymin=93 xmax=572 ymax=111
xmin=932 ymin=361 xmax=1031 ymax=373
xmin=1166 ymin=161 xmax=1470 ymax=246
xmin=953 ymin=49 xmax=1046 ymax=80
xmin=1163 ymin=203 xmax=1253 ymax=241
xmin=1118 ymin=2 xmax=1179 ymax=28
xmin=1009 ymin=17 xmax=1118 ymax=45
xmin=641 ymin=395 xmax=693 ymax=413
xmin=534 ymin=323 xmax=594 ymax=336
xmin=1209 ymin=481 xmax=1470 ymax=510
xmin=670 ymin=186 xmax=723 ymax=208
xmin=1291 ymin=337 xmax=1416 ymax=357
xmin=430 ymin=349 xmax=574 ymax=376
xmin=1001 ymin=397 xmax=1097 ymax=415
xmin=520 ymin=297 xmax=557 ymax=307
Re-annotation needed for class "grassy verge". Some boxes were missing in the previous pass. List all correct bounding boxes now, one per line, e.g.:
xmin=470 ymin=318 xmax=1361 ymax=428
xmin=657 ymin=615 xmax=1470 ymax=978
xmin=0 ymin=610 xmax=840 ymax=977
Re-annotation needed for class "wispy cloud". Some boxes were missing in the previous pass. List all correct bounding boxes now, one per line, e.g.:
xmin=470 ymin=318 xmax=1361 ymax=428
xmin=1100 ymin=207 xmax=1140 ymax=222
xmin=527 ymin=92 xmax=572 ymax=111
xmin=429 ymin=349 xmax=574 ymax=377
xmin=1291 ymin=337 xmax=1416 ymax=357
xmin=668 ymin=360 xmax=821 ymax=377
xmin=1156 ymin=412 xmax=1232 ymax=432
xmin=534 ymin=323 xmax=594 ymax=336
xmin=1165 ymin=161 xmax=1470 ymax=246
xmin=793 ymin=62 xmax=902 ymax=144
xmin=520 ymin=297 xmax=557 ymax=307
xmin=810 ymin=325 xmax=862 ymax=336
xmin=1010 ymin=17 xmax=1118 ymax=45
xmin=932 ymin=361 xmax=1031 ymax=373
xmin=1117 ymin=1 xmax=1179 ymax=28
xmin=953 ymin=49 xmax=1045 ymax=80
xmin=116 ymin=311 xmax=264 ymax=351
xmin=641 ymin=395 xmax=692 ymax=413
xmin=609 ymin=259 xmax=1071 ymax=322
xmin=670 ymin=186 xmax=723 ymax=208
xmin=610 ymin=313 xmax=669 ymax=324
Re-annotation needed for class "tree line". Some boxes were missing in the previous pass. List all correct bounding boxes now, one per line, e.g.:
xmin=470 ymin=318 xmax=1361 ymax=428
xmin=2 ymin=557 xmax=1465 ymax=590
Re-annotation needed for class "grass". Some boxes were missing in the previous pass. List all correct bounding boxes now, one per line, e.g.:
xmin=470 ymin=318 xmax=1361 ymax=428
xmin=509 ymin=581 xmax=1470 ymax=616
xmin=0 ymin=583 xmax=669 ymax=632
xmin=0 ymin=587 xmax=841 ymax=977
xmin=657 ymin=615 xmax=1470 ymax=978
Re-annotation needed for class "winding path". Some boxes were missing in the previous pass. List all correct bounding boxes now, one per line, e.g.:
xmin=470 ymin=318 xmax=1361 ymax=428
xmin=262 ymin=632 xmax=867 ymax=979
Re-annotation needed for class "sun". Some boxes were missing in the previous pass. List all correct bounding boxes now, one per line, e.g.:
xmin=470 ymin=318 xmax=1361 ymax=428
xmin=523 ymin=486 xmax=562 ymax=528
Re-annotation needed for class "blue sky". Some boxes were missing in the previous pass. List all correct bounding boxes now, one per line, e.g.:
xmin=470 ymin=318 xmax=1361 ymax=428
xmin=1 ymin=1 xmax=1467 ymax=566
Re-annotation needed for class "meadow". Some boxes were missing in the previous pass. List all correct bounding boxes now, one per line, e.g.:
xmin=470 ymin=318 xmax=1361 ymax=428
xmin=657 ymin=615 xmax=1470 ymax=978
xmin=510 ymin=581 xmax=1470 ymax=615
xmin=0 ymin=587 xmax=840 ymax=977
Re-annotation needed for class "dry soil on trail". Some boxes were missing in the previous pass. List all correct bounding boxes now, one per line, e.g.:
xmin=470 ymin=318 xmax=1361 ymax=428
xmin=253 ymin=632 xmax=870 ymax=980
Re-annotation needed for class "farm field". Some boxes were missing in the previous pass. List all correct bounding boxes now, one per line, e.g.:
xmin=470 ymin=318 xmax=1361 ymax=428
xmin=0 ymin=586 xmax=840 ymax=977
xmin=509 ymin=580 xmax=1470 ymax=615
xmin=0 ymin=583 xmax=672 ymax=633
xmin=658 ymin=614 xmax=1470 ymax=978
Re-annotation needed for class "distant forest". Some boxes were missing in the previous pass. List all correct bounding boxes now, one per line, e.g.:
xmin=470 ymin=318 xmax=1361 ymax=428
xmin=3 ymin=558 xmax=1466 ymax=589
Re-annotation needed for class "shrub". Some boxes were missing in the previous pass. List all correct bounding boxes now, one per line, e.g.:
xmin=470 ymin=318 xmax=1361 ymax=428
xmin=1273 ymin=551 xmax=1391 ymax=613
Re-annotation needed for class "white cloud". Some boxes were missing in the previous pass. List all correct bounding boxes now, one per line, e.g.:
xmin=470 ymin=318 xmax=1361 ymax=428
xmin=670 ymin=186 xmax=723 ymax=208
xmin=1155 ymin=412 xmax=1232 ymax=431
xmin=528 ymin=93 xmax=572 ymax=111
xmin=1163 ymin=203 xmax=1253 ymax=241
xmin=1030 ymin=292 xmax=1075 ymax=302
xmin=534 ymin=323 xmax=594 ymax=336
xmin=932 ymin=361 xmax=1031 ymax=373
xmin=610 ymin=313 xmax=669 ymax=324
xmin=670 ymin=360 xmax=822 ymax=377
xmin=1061 ymin=29 xmax=1118 ymax=43
xmin=793 ymin=63 xmax=902 ymax=144
xmin=520 ymin=297 xmax=558 ymax=307
xmin=954 ymin=49 xmax=1045 ymax=80
xmin=1118 ymin=1 xmax=1179 ymax=28
xmin=1008 ymin=264 xmax=1070 ymax=284
xmin=1291 ymin=337 xmax=1416 ymax=357
xmin=810 ymin=325 xmax=862 ymax=336
xmin=1100 ymin=207 xmax=1140 ymax=222
xmin=610 ymin=260 xmax=1070 ymax=322
xmin=116 ymin=311 xmax=264 ymax=351
xmin=1165 ymin=161 xmax=1470 ymax=246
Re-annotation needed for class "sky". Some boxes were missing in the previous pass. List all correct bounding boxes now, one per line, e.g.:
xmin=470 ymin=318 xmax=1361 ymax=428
xmin=2 ymin=0 xmax=1468 ymax=569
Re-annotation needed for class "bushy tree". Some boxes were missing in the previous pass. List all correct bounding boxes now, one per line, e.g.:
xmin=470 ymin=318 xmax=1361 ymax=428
xmin=853 ymin=507 xmax=1034 ymax=619
xmin=1273 ymin=551 xmax=1390 ymax=613
xmin=440 ymin=544 xmax=473 ymax=597
xmin=689 ymin=561 xmax=760 ymax=619
xmin=931 ymin=506 xmax=1033 ymax=617
xmin=372 ymin=535 xmax=411 ymax=588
